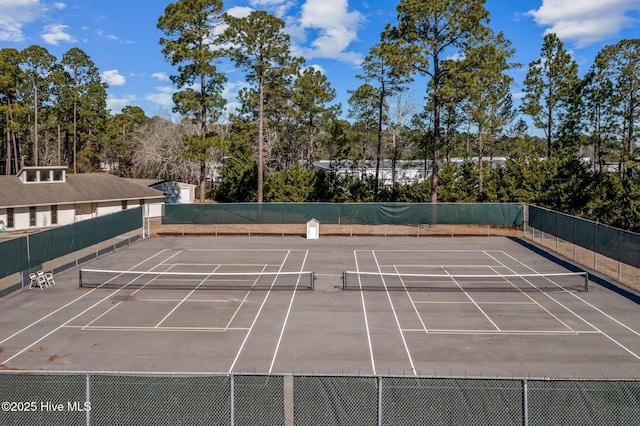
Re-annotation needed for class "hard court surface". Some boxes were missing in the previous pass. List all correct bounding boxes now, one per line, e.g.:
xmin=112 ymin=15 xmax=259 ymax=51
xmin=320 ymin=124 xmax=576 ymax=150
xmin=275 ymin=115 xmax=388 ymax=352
xmin=1 ymin=236 xmax=639 ymax=379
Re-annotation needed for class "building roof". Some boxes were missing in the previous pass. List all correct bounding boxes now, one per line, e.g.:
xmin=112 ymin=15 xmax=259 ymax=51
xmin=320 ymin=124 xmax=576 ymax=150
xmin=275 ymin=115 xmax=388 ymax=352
xmin=127 ymin=178 xmax=166 ymax=187
xmin=0 ymin=172 xmax=165 ymax=209
xmin=127 ymin=178 xmax=196 ymax=190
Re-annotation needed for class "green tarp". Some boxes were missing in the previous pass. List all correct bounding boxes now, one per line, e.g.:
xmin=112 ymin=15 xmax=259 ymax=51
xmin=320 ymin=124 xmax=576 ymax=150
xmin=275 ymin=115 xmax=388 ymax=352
xmin=163 ymin=203 xmax=524 ymax=226
xmin=529 ymin=205 xmax=640 ymax=267
xmin=0 ymin=207 xmax=142 ymax=279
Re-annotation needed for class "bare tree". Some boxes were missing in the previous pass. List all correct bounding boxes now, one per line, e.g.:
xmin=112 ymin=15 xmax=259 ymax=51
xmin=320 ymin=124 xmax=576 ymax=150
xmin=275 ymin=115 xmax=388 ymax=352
xmin=132 ymin=117 xmax=200 ymax=183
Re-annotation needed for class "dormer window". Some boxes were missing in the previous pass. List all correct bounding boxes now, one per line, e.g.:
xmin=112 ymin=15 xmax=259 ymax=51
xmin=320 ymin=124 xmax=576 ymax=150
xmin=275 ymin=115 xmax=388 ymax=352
xmin=18 ymin=166 xmax=66 ymax=183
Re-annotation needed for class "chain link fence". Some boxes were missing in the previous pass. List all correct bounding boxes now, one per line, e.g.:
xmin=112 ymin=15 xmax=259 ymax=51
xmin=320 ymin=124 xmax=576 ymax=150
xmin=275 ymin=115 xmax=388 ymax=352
xmin=525 ymin=205 xmax=640 ymax=292
xmin=1 ymin=372 xmax=639 ymax=425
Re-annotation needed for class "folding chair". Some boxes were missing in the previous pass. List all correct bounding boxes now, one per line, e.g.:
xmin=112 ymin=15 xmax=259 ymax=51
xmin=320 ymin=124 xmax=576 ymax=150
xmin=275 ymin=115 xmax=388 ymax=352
xmin=28 ymin=273 xmax=39 ymax=289
xmin=29 ymin=272 xmax=48 ymax=289
xmin=36 ymin=270 xmax=55 ymax=287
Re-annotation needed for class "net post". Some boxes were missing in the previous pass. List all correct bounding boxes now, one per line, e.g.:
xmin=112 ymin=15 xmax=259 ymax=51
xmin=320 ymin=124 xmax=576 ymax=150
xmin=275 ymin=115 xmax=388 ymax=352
xmin=310 ymin=272 xmax=315 ymax=290
xmin=584 ymin=272 xmax=589 ymax=292
xmin=79 ymin=269 xmax=83 ymax=288
xmin=342 ymin=272 xmax=346 ymax=290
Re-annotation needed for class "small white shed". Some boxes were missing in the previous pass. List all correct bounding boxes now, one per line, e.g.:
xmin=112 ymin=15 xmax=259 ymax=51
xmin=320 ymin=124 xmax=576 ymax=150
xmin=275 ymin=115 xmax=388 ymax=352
xmin=306 ymin=218 xmax=319 ymax=239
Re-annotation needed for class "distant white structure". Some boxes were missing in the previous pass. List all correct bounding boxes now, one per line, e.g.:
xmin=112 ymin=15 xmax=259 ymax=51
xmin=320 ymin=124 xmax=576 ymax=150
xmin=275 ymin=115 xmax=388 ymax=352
xmin=129 ymin=179 xmax=196 ymax=204
xmin=313 ymin=158 xmax=508 ymax=187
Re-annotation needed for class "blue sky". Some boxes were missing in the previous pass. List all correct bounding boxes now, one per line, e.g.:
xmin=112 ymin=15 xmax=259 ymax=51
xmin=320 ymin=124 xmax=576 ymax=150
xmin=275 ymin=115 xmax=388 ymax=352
xmin=1 ymin=0 xmax=639 ymax=123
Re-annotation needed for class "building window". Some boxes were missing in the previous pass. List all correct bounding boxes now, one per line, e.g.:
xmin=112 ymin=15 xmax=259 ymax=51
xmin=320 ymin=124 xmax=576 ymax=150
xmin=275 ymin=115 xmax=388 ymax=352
xmin=122 ymin=200 xmax=128 ymax=210
xmin=30 ymin=207 xmax=36 ymax=227
xmin=7 ymin=208 xmax=14 ymax=228
xmin=51 ymin=205 xmax=58 ymax=225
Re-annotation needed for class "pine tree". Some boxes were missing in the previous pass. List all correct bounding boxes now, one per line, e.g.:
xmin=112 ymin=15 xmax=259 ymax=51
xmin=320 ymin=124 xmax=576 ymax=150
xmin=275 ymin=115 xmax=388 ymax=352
xmin=158 ymin=0 xmax=228 ymax=202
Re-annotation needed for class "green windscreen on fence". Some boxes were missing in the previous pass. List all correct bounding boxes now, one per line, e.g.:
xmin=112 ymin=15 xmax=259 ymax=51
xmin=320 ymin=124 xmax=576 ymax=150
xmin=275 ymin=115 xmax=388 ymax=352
xmin=0 ymin=236 xmax=29 ymax=278
xmin=528 ymin=205 xmax=640 ymax=267
xmin=28 ymin=207 xmax=142 ymax=267
xmin=0 ymin=208 xmax=142 ymax=281
xmin=163 ymin=203 xmax=523 ymax=226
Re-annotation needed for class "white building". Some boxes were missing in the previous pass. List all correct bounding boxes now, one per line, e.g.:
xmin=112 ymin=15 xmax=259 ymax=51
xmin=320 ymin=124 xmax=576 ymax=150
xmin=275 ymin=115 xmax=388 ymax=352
xmin=313 ymin=158 xmax=508 ymax=187
xmin=128 ymin=179 xmax=196 ymax=204
xmin=0 ymin=166 xmax=165 ymax=232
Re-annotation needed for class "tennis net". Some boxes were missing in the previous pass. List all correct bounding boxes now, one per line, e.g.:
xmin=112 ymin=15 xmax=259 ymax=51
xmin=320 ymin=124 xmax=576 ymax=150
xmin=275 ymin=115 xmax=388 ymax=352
xmin=341 ymin=271 xmax=589 ymax=292
xmin=79 ymin=268 xmax=315 ymax=291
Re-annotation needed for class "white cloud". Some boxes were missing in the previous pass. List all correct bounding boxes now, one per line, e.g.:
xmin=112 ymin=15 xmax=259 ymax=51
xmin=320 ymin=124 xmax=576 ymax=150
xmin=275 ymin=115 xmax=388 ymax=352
xmin=101 ymin=70 xmax=126 ymax=86
xmin=53 ymin=2 xmax=65 ymax=10
xmin=146 ymin=86 xmax=174 ymax=106
xmin=227 ymin=6 xmax=253 ymax=19
xmin=222 ymin=80 xmax=251 ymax=100
xmin=250 ymin=0 xmax=295 ymax=18
xmin=297 ymin=0 xmax=364 ymax=64
xmin=221 ymin=80 xmax=251 ymax=115
xmin=0 ymin=0 xmax=44 ymax=42
xmin=224 ymin=0 xmax=363 ymax=64
xmin=95 ymin=29 xmax=134 ymax=44
xmin=107 ymin=94 xmax=136 ymax=114
xmin=41 ymin=23 xmax=75 ymax=45
xmin=306 ymin=64 xmax=326 ymax=74
xmin=527 ymin=0 xmax=640 ymax=47
xmin=151 ymin=72 xmax=171 ymax=82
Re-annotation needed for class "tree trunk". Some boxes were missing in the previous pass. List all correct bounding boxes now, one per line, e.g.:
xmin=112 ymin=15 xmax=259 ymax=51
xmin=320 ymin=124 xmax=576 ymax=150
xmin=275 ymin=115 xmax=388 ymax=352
xmin=199 ymin=160 xmax=206 ymax=203
xmin=257 ymin=79 xmax=265 ymax=203
xmin=34 ymin=86 xmax=39 ymax=166
xmin=5 ymin=124 xmax=10 ymax=175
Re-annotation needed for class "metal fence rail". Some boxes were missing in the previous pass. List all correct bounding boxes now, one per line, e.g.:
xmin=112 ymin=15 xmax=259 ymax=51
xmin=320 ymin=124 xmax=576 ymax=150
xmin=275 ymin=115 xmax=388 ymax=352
xmin=1 ymin=372 xmax=639 ymax=425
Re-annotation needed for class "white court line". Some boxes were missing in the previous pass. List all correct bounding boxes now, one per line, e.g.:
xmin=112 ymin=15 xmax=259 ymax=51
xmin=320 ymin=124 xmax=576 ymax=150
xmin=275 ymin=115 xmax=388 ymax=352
xmin=487 ymin=265 xmax=576 ymax=333
xmin=64 ymin=325 xmax=250 ymax=332
xmin=137 ymin=298 xmax=236 ymax=302
xmin=228 ymin=251 xmax=292 ymax=373
xmin=443 ymin=269 xmax=501 ymax=331
xmin=372 ymin=250 xmax=417 ymax=376
xmin=0 ymin=250 xmax=171 ymax=348
xmin=186 ymin=249 xmax=305 ymax=252
xmin=81 ymin=261 xmax=183 ymax=330
xmin=268 ymin=250 xmax=309 ymax=374
xmin=362 ymin=249 xmax=506 ymax=253
xmin=393 ymin=265 xmax=429 ymax=334
xmin=414 ymin=301 xmax=535 ymax=305
xmin=403 ymin=329 xmax=600 ymax=335
xmin=1 ymin=250 xmax=183 ymax=365
xmin=356 ymin=251 xmax=377 ymax=375
xmin=223 ymin=265 xmax=269 ymax=331
xmin=379 ymin=264 xmax=507 ymax=268
xmin=154 ymin=265 xmax=221 ymax=328
xmin=491 ymin=250 xmax=640 ymax=361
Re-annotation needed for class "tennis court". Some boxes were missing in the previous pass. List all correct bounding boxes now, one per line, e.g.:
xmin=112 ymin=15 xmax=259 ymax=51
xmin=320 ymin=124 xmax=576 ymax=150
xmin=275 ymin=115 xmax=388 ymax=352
xmin=1 ymin=236 xmax=639 ymax=379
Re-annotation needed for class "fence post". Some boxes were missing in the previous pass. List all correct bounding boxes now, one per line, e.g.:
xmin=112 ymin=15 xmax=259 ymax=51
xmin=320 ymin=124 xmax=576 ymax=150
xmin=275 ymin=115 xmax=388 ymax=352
xmin=86 ymin=373 xmax=91 ymax=426
xmin=522 ymin=379 xmax=528 ymax=426
xmin=377 ymin=376 xmax=383 ymax=426
xmin=230 ymin=374 xmax=235 ymax=426
xmin=284 ymin=375 xmax=294 ymax=426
